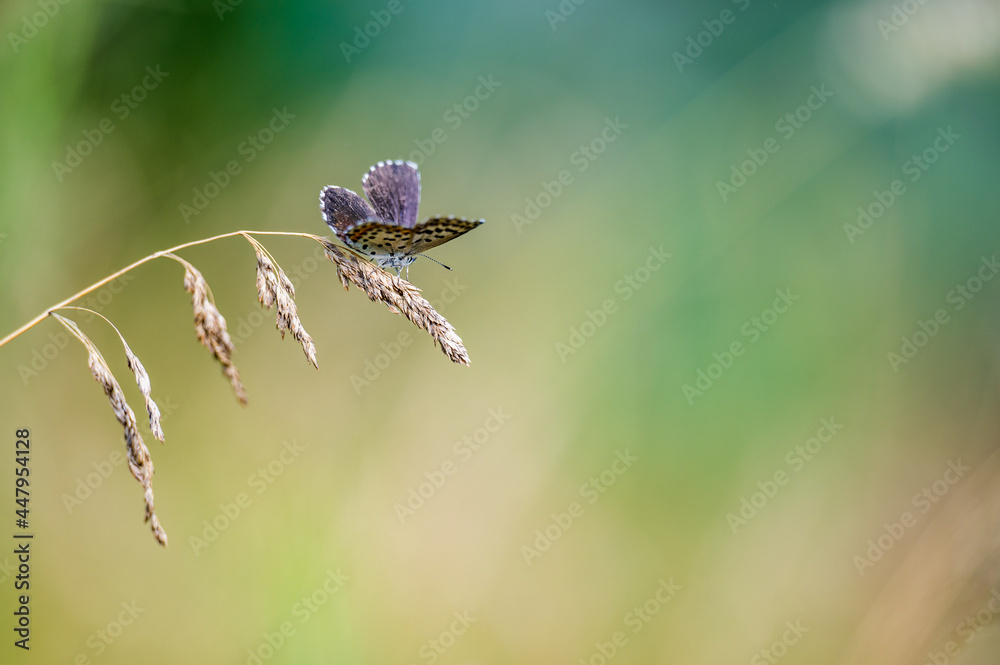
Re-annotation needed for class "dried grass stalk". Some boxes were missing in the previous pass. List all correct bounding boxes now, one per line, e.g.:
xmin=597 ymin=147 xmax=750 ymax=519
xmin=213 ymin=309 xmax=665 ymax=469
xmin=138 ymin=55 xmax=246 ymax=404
xmin=50 ymin=313 xmax=167 ymax=546
xmin=122 ymin=340 xmax=164 ymax=442
xmin=321 ymin=241 xmax=470 ymax=365
xmin=181 ymin=261 xmax=248 ymax=404
xmin=254 ymin=248 xmax=318 ymax=368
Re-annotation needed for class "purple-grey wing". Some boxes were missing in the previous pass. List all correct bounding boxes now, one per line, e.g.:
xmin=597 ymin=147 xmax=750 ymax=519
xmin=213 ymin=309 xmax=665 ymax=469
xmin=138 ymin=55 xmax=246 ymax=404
xmin=362 ymin=160 xmax=421 ymax=228
xmin=320 ymin=186 xmax=378 ymax=238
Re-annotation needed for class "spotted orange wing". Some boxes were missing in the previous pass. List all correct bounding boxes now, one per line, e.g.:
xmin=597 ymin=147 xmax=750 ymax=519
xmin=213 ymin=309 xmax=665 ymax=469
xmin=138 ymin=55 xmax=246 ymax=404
xmin=409 ymin=217 xmax=484 ymax=253
xmin=344 ymin=220 xmax=414 ymax=257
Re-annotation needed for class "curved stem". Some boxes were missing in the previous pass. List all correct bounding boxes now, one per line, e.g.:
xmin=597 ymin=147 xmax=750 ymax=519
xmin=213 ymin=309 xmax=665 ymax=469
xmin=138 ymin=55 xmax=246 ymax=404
xmin=54 ymin=306 xmax=131 ymax=352
xmin=0 ymin=230 xmax=326 ymax=350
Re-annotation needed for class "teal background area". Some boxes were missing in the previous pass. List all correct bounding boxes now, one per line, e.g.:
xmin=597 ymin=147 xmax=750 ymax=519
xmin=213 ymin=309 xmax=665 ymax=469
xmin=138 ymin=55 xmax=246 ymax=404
xmin=1 ymin=0 xmax=1000 ymax=663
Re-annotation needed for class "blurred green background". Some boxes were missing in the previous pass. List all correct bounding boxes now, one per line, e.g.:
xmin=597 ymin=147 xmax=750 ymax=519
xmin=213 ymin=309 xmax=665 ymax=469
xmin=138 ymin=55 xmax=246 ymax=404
xmin=2 ymin=0 xmax=1000 ymax=663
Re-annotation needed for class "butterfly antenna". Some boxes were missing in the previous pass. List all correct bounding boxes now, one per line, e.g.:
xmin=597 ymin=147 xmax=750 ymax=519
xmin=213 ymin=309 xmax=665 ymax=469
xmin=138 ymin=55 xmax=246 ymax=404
xmin=418 ymin=254 xmax=452 ymax=271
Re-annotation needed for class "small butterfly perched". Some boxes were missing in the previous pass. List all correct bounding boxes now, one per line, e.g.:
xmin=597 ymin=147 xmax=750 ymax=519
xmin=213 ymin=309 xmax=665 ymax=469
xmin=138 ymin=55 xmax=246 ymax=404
xmin=319 ymin=160 xmax=484 ymax=276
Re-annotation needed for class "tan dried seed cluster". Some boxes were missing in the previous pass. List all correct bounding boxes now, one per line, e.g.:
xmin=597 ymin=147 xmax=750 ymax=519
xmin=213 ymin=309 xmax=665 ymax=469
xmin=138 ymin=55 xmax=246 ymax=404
xmin=182 ymin=263 xmax=248 ymax=404
xmin=122 ymin=340 xmax=165 ymax=442
xmin=322 ymin=241 xmax=470 ymax=366
xmin=254 ymin=248 xmax=318 ymax=368
xmin=51 ymin=314 xmax=167 ymax=546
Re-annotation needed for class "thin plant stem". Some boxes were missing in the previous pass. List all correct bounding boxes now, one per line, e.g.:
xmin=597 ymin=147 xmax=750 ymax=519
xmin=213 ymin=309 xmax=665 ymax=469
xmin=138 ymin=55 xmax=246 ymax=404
xmin=53 ymin=306 xmax=129 ymax=347
xmin=0 ymin=230 xmax=326 ymax=350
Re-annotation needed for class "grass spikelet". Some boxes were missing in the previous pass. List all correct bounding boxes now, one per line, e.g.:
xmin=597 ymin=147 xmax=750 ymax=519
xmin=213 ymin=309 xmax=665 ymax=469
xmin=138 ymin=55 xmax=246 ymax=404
xmin=50 ymin=313 xmax=168 ymax=546
xmin=253 ymin=246 xmax=318 ymax=369
xmin=122 ymin=340 xmax=165 ymax=442
xmin=321 ymin=241 xmax=470 ymax=365
xmin=255 ymin=254 xmax=276 ymax=308
xmin=175 ymin=257 xmax=248 ymax=404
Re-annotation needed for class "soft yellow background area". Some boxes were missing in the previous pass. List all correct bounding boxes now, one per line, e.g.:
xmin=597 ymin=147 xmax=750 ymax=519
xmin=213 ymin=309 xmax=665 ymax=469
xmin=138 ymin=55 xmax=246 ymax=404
xmin=1 ymin=0 xmax=1000 ymax=663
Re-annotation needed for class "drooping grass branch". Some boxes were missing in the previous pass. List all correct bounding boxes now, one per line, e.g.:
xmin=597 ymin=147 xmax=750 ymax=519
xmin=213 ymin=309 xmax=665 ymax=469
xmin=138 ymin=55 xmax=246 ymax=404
xmin=50 ymin=312 xmax=167 ymax=545
xmin=0 ymin=231 xmax=470 ymax=545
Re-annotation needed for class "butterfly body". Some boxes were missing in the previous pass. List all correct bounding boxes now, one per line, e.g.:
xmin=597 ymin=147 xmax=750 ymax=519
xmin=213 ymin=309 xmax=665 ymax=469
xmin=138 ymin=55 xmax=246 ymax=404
xmin=320 ymin=161 xmax=483 ymax=274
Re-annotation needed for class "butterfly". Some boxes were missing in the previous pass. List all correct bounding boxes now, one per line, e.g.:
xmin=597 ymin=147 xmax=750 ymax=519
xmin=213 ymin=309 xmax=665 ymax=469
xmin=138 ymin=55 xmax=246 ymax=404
xmin=319 ymin=160 xmax=484 ymax=276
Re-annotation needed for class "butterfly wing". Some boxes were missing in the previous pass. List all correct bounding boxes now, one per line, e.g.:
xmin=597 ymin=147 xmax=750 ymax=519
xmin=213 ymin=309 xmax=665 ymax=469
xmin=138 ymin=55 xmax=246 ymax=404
xmin=362 ymin=160 xmax=421 ymax=228
xmin=345 ymin=220 xmax=415 ymax=257
xmin=409 ymin=217 xmax=484 ymax=253
xmin=320 ymin=186 xmax=378 ymax=239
